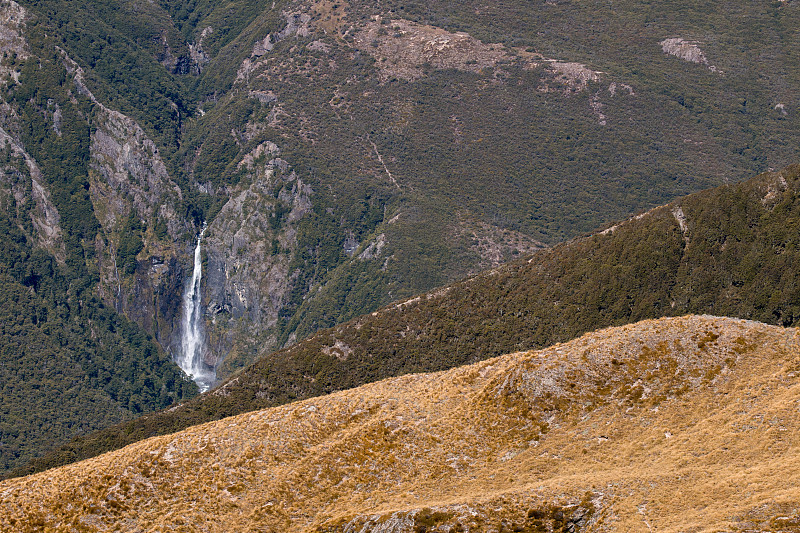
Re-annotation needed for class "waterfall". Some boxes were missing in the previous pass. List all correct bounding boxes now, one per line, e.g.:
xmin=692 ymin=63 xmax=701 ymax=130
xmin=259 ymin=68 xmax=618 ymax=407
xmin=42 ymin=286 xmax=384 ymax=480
xmin=177 ymin=225 xmax=215 ymax=392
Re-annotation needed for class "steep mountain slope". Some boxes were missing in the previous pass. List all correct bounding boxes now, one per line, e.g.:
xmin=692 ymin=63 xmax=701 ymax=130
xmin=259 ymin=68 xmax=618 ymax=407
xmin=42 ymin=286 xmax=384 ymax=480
xmin=22 ymin=163 xmax=800 ymax=476
xmin=3 ymin=316 xmax=799 ymax=531
xmin=0 ymin=0 xmax=205 ymax=473
xmin=177 ymin=0 xmax=800 ymax=373
xmin=10 ymin=0 xmax=800 ymax=382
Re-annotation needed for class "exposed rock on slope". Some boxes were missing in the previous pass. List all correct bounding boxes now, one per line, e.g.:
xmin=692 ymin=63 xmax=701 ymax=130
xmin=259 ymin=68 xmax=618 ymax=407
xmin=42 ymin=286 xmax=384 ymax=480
xmin=85 ymin=75 xmax=193 ymax=346
xmin=2 ymin=316 xmax=799 ymax=531
xmin=0 ymin=126 xmax=64 ymax=260
xmin=0 ymin=0 xmax=28 ymax=83
xmin=353 ymin=17 xmax=607 ymax=90
xmin=660 ymin=37 xmax=719 ymax=72
xmin=203 ymin=154 xmax=314 ymax=372
xmin=453 ymin=215 xmax=547 ymax=272
xmin=354 ymin=17 xmax=512 ymax=82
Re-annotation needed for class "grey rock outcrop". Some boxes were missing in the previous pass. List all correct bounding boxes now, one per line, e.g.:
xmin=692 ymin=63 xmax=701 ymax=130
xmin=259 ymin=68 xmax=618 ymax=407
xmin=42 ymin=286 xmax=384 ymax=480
xmin=203 ymin=151 xmax=313 ymax=372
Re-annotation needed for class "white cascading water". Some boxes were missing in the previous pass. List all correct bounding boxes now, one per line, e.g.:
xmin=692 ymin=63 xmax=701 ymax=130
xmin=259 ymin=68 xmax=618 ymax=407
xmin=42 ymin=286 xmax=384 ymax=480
xmin=177 ymin=225 xmax=215 ymax=392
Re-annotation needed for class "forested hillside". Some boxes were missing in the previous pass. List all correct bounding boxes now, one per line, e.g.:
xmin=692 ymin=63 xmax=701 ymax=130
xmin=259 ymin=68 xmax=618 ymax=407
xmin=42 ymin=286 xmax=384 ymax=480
xmin=174 ymin=0 xmax=800 ymax=374
xmin=0 ymin=148 xmax=195 ymax=471
xmin=1 ymin=0 xmax=799 ymax=475
xmin=16 ymin=164 xmax=800 ymax=477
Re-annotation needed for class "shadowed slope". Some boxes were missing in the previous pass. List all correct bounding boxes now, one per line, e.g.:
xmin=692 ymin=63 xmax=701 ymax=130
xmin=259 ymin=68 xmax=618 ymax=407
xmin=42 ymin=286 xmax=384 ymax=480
xmin=2 ymin=316 xmax=799 ymax=531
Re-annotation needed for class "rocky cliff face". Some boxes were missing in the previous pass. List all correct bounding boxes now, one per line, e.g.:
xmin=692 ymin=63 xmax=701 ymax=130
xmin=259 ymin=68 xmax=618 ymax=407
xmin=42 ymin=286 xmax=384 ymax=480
xmin=83 ymin=72 xmax=195 ymax=351
xmin=0 ymin=126 xmax=65 ymax=261
xmin=203 ymin=149 xmax=314 ymax=372
xmin=0 ymin=1 xmax=196 ymax=346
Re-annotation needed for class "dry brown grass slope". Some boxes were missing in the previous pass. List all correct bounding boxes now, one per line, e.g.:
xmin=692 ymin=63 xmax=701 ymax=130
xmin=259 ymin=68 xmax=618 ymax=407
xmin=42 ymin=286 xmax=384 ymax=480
xmin=2 ymin=315 xmax=800 ymax=532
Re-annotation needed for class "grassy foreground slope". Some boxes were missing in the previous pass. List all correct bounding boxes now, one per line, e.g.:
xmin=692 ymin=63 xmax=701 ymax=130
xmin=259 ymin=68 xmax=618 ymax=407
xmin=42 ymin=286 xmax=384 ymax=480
xmin=14 ymin=163 xmax=800 ymax=477
xmin=2 ymin=316 xmax=799 ymax=531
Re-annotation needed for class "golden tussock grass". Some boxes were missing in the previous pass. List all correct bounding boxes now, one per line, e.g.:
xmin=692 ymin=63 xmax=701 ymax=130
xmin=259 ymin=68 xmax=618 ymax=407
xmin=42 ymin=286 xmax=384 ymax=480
xmin=2 ymin=315 xmax=799 ymax=532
